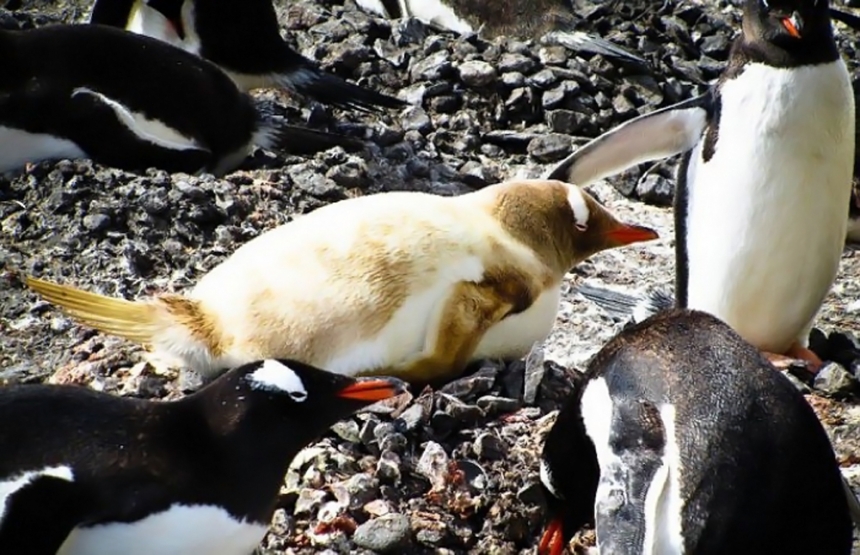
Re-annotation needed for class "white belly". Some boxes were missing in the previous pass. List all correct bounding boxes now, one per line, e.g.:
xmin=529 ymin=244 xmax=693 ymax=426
xmin=0 ymin=126 xmax=86 ymax=174
xmin=127 ymin=2 xmax=184 ymax=48
xmin=57 ymin=504 xmax=267 ymax=555
xmin=684 ymin=61 xmax=854 ymax=352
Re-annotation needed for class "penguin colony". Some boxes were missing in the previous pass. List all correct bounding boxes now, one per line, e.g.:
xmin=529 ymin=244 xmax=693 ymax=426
xmin=1 ymin=0 xmax=858 ymax=554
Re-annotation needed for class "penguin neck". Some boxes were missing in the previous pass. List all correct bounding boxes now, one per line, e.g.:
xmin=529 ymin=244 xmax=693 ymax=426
xmin=729 ymin=20 xmax=838 ymax=74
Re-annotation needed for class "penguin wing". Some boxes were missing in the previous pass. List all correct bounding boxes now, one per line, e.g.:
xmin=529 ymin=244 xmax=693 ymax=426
xmin=545 ymin=93 xmax=713 ymax=186
xmin=66 ymin=87 xmax=213 ymax=173
xmin=0 ymin=474 xmax=99 ymax=555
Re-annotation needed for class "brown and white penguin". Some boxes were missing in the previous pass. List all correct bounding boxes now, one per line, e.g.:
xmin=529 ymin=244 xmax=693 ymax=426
xmin=88 ymin=0 xmax=405 ymax=113
xmin=538 ymin=309 xmax=856 ymax=555
xmin=24 ymin=179 xmax=658 ymax=387
xmin=0 ymin=358 xmax=406 ymax=555
xmin=545 ymin=0 xmax=855 ymax=372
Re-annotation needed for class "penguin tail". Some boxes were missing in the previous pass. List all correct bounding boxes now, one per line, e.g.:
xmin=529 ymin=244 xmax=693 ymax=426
xmin=277 ymin=65 xmax=406 ymax=113
xmin=25 ymin=276 xmax=171 ymax=345
xmin=255 ymin=122 xmax=365 ymax=156
xmin=576 ymin=282 xmax=674 ymax=323
xmin=543 ymin=30 xmax=647 ymax=66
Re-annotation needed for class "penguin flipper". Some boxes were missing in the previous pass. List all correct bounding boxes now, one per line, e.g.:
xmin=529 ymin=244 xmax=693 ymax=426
xmin=67 ymin=87 xmax=213 ymax=173
xmin=276 ymin=63 xmax=405 ymax=113
xmin=544 ymin=93 xmax=712 ymax=185
xmin=543 ymin=31 xmax=646 ymax=66
xmin=255 ymin=122 xmax=365 ymax=156
xmin=576 ymin=282 xmax=675 ymax=323
xmin=0 ymin=474 xmax=98 ymax=555
xmin=830 ymin=7 xmax=860 ymax=30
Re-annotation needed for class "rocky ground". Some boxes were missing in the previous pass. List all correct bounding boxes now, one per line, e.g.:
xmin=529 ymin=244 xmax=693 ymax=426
xmin=2 ymin=0 xmax=860 ymax=553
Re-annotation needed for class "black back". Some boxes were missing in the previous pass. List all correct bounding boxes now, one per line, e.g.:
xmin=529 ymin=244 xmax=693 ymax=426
xmin=540 ymin=309 xmax=852 ymax=554
xmin=0 ymin=359 xmax=402 ymax=532
xmin=0 ymin=23 xmax=259 ymax=172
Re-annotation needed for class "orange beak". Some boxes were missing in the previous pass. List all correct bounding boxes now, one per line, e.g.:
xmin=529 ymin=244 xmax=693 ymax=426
xmin=605 ymin=223 xmax=659 ymax=247
xmin=336 ymin=377 xmax=407 ymax=402
xmin=539 ymin=518 xmax=566 ymax=555
xmin=782 ymin=16 xmax=802 ymax=38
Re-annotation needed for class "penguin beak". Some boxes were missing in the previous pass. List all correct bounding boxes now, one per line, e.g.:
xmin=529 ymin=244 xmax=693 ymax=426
xmin=782 ymin=13 xmax=802 ymax=38
xmin=604 ymin=223 xmax=659 ymax=247
xmin=539 ymin=518 xmax=566 ymax=555
xmin=336 ymin=377 xmax=407 ymax=402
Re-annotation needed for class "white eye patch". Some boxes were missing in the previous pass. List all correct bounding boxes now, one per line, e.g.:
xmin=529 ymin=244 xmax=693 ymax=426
xmin=248 ymin=360 xmax=308 ymax=401
xmin=567 ymin=186 xmax=591 ymax=230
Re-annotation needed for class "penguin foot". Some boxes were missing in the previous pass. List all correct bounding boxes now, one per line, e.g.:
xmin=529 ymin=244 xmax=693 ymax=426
xmin=763 ymin=343 xmax=823 ymax=374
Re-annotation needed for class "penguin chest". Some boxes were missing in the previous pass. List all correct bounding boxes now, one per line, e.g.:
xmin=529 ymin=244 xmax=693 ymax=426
xmin=57 ymin=504 xmax=268 ymax=555
xmin=683 ymin=61 xmax=855 ymax=352
xmin=0 ymin=126 xmax=86 ymax=173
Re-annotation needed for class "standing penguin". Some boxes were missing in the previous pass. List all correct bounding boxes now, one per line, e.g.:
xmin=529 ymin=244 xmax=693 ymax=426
xmin=0 ymin=358 xmax=406 ymax=555
xmin=88 ymin=0 xmax=405 ymax=113
xmin=23 ymin=179 xmax=658 ymax=387
xmin=538 ymin=309 xmax=854 ymax=555
xmin=0 ymin=23 xmax=359 ymax=175
xmin=545 ymin=0 xmax=855 ymax=372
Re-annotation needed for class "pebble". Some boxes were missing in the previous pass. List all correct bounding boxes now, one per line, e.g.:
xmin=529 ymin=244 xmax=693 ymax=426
xmin=527 ymin=134 xmax=572 ymax=163
xmin=813 ymin=363 xmax=857 ymax=398
xmin=635 ymin=174 xmax=674 ymax=206
xmin=352 ymin=514 xmax=411 ymax=553
xmin=417 ymin=441 xmax=450 ymax=490
xmin=458 ymin=60 xmax=497 ymax=87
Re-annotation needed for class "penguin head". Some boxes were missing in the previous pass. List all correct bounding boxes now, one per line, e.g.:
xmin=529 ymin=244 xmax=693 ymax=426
xmin=490 ymin=180 xmax=659 ymax=276
xmin=537 ymin=380 xmax=601 ymax=555
xmin=233 ymin=358 xmax=408 ymax=422
xmin=743 ymin=0 xmax=831 ymax=46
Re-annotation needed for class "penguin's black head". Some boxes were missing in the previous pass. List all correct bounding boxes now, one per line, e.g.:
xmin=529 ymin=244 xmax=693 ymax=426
xmin=743 ymin=0 xmax=832 ymax=47
xmin=536 ymin=388 xmax=600 ymax=555
xmin=235 ymin=358 xmax=408 ymax=422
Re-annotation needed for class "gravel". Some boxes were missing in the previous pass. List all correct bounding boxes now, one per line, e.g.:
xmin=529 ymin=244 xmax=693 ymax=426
xmin=2 ymin=0 xmax=860 ymax=553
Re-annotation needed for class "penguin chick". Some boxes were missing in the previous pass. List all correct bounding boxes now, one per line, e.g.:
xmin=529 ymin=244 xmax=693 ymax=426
xmin=88 ymin=0 xmax=405 ymax=113
xmin=25 ymin=179 xmax=658 ymax=387
xmin=0 ymin=23 xmax=361 ymax=176
xmin=538 ymin=309 xmax=854 ymax=555
xmin=0 ymin=358 xmax=406 ymax=555
xmin=545 ymin=0 xmax=854 ymax=373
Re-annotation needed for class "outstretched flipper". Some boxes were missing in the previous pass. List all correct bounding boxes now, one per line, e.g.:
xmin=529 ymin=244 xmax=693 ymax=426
xmin=543 ymin=31 xmax=647 ymax=66
xmin=544 ymin=93 xmax=713 ymax=185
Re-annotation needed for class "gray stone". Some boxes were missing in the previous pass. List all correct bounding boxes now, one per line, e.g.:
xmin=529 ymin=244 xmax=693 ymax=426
xmin=417 ymin=441 xmax=450 ymax=490
xmin=410 ymin=50 xmax=452 ymax=81
xmin=523 ymin=343 xmax=546 ymax=404
xmin=527 ymin=68 xmax=558 ymax=89
xmin=376 ymin=450 xmax=402 ymax=483
xmin=293 ymin=488 xmax=327 ymax=517
xmin=528 ymin=134 xmax=572 ymax=163
xmin=501 ymin=71 xmax=525 ymax=88
xmin=458 ymin=60 xmax=497 ymax=87
xmin=498 ymin=52 xmax=537 ymax=74
xmin=352 ymin=514 xmax=411 ymax=553
xmin=477 ymin=395 xmax=520 ymax=416
xmin=474 ymin=432 xmax=506 ymax=460
xmin=401 ymin=106 xmax=432 ymax=134
xmin=538 ymin=46 xmax=568 ymax=65
xmin=813 ymin=362 xmax=857 ymax=397
xmin=547 ymin=109 xmax=588 ymax=134
xmin=330 ymin=419 xmax=361 ymax=443
xmin=635 ymin=174 xmax=674 ymax=206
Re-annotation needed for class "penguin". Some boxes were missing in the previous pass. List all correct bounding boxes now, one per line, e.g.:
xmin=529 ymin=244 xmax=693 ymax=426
xmin=544 ymin=0 xmax=855 ymax=372
xmin=88 ymin=0 xmax=405 ymax=113
xmin=537 ymin=309 xmax=854 ymax=555
xmin=849 ymin=183 xmax=860 ymax=242
xmin=354 ymin=0 xmax=646 ymax=64
xmin=23 ymin=179 xmax=658 ymax=387
xmin=0 ymin=358 xmax=406 ymax=555
xmin=0 ymin=23 xmax=360 ymax=176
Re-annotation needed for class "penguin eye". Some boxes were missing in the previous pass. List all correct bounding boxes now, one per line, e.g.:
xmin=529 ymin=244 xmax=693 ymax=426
xmin=575 ymin=223 xmax=588 ymax=232
xmin=289 ymin=390 xmax=308 ymax=402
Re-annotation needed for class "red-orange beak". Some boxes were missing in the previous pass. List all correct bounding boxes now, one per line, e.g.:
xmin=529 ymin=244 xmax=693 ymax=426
xmin=605 ymin=223 xmax=659 ymax=247
xmin=336 ymin=377 xmax=407 ymax=402
xmin=782 ymin=15 xmax=802 ymax=38
xmin=539 ymin=518 xmax=566 ymax=555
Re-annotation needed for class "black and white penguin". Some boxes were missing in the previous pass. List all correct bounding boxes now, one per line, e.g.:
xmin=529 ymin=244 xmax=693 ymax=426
xmin=88 ymin=0 xmax=405 ymax=113
xmin=537 ymin=309 xmax=854 ymax=555
xmin=545 ymin=0 xmax=855 ymax=372
xmin=354 ymin=0 xmax=645 ymax=63
xmin=0 ymin=358 xmax=406 ymax=555
xmin=0 ymin=23 xmax=359 ymax=176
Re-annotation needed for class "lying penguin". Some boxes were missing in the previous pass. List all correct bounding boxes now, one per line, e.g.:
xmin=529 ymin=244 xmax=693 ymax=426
xmin=24 ymin=179 xmax=658 ymax=387
xmin=545 ymin=0 xmax=855 ymax=372
xmin=0 ymin=22 xmax=359 ymax=176
xmin=538 ymin=309 xmax=856 ymax=555
xmin=88 ymin=0 xmax=405 ymax=113
xmin=0 ymin=358 xmax=406 ymax=555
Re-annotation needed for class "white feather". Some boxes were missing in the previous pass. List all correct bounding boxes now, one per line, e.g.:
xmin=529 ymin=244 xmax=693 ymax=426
xmin=0 ymin=126 xmax=86 ymax=173
xmin=684 ymin=61 xmax=854 ymax=352
xmin=248 ymin=360 xmax=308 ymax=400
xmin=57 ymin=504 xmax=268 ymax=555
